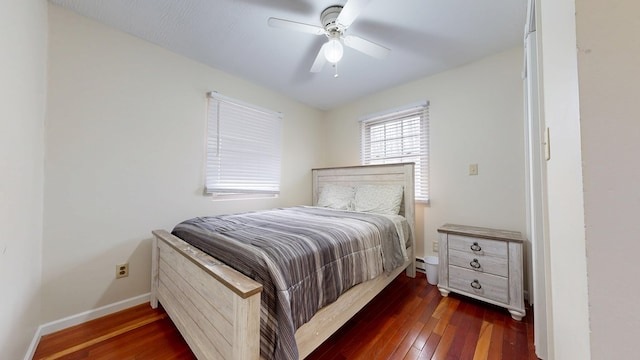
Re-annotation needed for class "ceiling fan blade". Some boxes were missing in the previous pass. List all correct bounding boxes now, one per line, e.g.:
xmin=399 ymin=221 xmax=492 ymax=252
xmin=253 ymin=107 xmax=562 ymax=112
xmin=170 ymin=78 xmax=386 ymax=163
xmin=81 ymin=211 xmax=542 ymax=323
xmin=267 ymin=17 xmax=325 ymax=35
xmin=336 ymin=0 xmax=371 ymax=28
xmin=343 ymin=35 xmax=390 ymax=59
xmin=310 ymin=43 xmax=328 ymax=73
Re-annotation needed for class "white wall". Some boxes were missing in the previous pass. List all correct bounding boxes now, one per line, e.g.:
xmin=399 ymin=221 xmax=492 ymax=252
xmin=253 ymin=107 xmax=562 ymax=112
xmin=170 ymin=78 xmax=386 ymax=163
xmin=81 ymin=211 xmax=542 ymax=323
xmin=575 ymin=0 xmax=640 ymax=358
xmin=43 ymin=5 xmax=326 ymax=323
xmin=537 ymin=0 xmax=591 ymax=358
xmin=0 ymin=0 xmax=47 ymax=358
xmin=324 ymin=47 xmax=526 ymax=262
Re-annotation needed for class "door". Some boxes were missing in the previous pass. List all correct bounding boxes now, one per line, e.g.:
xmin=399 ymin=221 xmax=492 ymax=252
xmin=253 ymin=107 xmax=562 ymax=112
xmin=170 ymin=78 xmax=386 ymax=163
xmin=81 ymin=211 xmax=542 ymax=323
xmin=524 ymin=0 xmax=549 ymax=358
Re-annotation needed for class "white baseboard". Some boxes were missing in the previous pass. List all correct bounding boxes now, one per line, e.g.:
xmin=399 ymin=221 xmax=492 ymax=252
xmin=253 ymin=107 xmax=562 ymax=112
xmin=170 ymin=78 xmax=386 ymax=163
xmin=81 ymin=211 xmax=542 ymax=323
xmin=24 ymin=293 xmax=150 ymax=360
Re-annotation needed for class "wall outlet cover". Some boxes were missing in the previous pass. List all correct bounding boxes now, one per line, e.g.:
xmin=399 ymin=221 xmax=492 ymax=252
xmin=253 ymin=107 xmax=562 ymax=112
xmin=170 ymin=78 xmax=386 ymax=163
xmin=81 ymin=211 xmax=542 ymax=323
xmin=116 ymin=263 xmax=129 ymax=279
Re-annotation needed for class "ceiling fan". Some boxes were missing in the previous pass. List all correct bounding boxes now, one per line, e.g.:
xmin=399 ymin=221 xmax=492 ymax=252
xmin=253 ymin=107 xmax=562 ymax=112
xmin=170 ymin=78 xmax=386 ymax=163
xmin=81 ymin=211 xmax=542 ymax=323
xmin=267 ymin=0 xmax=390 ymax=77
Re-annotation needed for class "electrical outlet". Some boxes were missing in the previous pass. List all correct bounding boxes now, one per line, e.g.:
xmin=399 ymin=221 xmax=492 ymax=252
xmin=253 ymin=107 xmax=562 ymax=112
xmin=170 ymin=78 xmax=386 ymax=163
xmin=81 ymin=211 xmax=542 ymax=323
xmin=432 ymin=241 xmax=439 ymax=252
xmin=116 ymin=263 xmax=129 ymax=279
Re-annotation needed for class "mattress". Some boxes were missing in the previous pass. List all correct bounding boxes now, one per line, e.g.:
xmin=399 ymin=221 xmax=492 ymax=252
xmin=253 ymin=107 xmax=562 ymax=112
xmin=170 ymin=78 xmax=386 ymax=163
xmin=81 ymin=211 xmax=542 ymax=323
xmin=171 ymin=206 xmax=409 ymax=360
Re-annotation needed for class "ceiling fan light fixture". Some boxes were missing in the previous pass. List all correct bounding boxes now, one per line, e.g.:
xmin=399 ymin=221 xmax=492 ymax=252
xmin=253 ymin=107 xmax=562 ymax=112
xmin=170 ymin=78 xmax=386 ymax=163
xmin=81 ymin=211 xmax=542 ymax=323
xmin=324 ymin=38 xmax=343 ymax=64
xmin=268 ymin=1 xmax=390 ymax=75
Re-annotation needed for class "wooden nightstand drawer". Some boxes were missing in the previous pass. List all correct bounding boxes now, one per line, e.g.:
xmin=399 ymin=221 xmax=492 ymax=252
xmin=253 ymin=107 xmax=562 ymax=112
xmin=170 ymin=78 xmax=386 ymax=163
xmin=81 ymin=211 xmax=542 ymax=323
xmin=448 ymin=234 xmax=507 ymax=258
xmin=448 ymin=266 xmax=509 ymax=304
xmin=448 ymin=248 xmax=508 ymax=277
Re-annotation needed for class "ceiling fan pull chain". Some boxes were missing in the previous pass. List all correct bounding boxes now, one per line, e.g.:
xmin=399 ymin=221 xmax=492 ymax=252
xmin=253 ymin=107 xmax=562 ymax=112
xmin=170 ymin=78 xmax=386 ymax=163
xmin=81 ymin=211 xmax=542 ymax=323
xmin=334 ymin=63 xmax=339 ymax=78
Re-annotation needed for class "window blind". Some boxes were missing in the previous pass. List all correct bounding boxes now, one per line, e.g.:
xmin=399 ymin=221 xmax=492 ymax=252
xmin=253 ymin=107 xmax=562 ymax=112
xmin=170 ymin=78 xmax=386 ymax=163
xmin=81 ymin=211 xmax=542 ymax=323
xmin=360 ymin=102 xmax=430 ymax=202
xmin=205 ymin=92 xmax=282 ymax=196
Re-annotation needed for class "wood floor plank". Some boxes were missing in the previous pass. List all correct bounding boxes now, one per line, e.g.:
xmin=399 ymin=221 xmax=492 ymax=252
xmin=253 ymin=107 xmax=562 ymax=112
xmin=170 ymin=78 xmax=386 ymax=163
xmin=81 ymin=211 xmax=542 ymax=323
xmin=432 ymin=297 xmax=460 ymax=336
xmin=430 ymin=324 xmax=457 ymax=360
xmin=417 ymin=331 xmax=441 ymax=359
xmin=487 ymin=314 xmax=505 ymax=360
xmin=39 ymin=313 xmax=166 ymax=360
xmin=372 ymin=295 xmax=427 ymax=359
xmin=33 ymin=304 xmax=160 ymax=358
xmin=403 ymin=345 xmax=421 ymax=360
xmin=364 ymin=297 xmax=420 ymax=359
xmin=34 ymin=273 xmax=537 ymax=360
xmin=459 ymin=305 xmax=486 ymax=359
xmin=412 ymin=315 xmax=439 ymax=352
xmin=416 ymin=286 xmax=442 ymax=323
xmin=445 ymin=303 xmax=474 ymax=359
xmin=502 ymin=318 xmax=518 ymax=359
xmin=472 ymin=321 xmax=493 ymax=360
xmin=387 ymin=321 xmax=425 ymax=360
xmin=400 ymin=288 xmax=447 ymax=355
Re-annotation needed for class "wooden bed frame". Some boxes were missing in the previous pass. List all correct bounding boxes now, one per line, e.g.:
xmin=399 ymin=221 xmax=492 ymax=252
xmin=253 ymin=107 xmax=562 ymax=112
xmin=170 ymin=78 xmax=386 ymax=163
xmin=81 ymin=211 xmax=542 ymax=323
xmin=150 ymin=163 xmax=416 ymax=359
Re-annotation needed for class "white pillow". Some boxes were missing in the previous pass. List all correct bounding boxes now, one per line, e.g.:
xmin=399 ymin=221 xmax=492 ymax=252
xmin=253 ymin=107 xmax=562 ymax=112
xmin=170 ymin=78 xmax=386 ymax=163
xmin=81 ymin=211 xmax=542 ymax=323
xmin=316 ymin=184 xmax=355 ymax=210
xmin=353 ymin=184 xmax=404 ymax=215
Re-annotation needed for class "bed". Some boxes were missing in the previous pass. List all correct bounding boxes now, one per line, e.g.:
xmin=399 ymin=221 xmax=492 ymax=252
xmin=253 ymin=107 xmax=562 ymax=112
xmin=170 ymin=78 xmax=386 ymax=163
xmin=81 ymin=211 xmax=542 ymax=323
xmin=150 ymin=163 xmax=416 ymax=359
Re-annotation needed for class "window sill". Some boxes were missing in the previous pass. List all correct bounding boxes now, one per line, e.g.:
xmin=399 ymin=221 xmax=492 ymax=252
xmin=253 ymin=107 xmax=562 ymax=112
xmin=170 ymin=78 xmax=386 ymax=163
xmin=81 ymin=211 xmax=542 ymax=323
xmin=209 ymin=193 xmax=278 ymax=201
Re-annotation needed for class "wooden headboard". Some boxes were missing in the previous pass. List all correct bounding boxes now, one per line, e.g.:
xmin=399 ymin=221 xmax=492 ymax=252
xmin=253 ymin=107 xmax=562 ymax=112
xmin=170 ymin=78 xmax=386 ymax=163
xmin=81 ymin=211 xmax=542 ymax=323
xmin=311 ymin=163 xmax=415 ymax=232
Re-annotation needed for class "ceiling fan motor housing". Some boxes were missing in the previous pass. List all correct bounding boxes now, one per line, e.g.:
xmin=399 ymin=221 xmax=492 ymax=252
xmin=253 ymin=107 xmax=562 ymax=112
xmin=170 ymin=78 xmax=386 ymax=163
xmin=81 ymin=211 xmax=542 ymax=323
xmin=321 ymin=6 xmax=344 ymax=32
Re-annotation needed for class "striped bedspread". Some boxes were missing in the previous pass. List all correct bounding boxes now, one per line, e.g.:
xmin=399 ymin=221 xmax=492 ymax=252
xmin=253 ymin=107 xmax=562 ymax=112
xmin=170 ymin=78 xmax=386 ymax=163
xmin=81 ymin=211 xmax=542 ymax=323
xmin=172 ymin=206 xmax=409 ymax=360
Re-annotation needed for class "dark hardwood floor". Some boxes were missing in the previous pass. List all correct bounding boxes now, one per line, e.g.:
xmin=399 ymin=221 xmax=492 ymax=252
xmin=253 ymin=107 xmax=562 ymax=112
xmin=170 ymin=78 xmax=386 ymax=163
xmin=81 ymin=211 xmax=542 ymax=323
xmin=33 ymin=272 xmax=537 ymax=359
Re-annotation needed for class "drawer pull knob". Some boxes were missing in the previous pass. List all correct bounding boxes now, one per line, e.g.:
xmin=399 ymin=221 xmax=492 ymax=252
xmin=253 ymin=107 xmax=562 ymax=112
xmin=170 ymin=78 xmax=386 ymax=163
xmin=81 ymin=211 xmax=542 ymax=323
xmin=470 ymin=242 xmax=482 ymax=252
xmin=470 ymin=259 xmax=481 ymax=269
xmin=471 ymin=280 xmax=482 ymax=290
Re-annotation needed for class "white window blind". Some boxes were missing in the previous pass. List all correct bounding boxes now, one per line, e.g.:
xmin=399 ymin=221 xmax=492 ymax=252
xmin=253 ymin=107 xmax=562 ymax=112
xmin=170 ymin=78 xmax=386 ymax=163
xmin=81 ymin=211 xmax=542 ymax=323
xmin=360 ymin=102 xmax=430 ymax=202
xmin=205 ymin=92 xmax=282 ymax=197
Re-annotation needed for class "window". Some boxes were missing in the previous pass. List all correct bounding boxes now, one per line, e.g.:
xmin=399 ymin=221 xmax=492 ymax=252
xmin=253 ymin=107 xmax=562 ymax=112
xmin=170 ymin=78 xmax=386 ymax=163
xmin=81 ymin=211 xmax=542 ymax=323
xmin=360 ymin=102 xmax=429 ymax=202
xmin=205 ymin=92 xmax=282 ymax=198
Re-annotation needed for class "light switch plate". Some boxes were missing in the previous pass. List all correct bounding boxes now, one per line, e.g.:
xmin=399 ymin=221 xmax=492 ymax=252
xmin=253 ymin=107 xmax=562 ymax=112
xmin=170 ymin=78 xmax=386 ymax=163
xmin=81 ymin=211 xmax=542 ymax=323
xmin=469 ymin=163 xmax=478 ymax=176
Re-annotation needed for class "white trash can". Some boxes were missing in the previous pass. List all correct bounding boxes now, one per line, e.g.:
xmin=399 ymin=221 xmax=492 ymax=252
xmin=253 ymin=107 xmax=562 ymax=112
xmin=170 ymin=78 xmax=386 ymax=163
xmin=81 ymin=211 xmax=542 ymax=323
xmin=424 ymin=256 xmax=439 ymax=285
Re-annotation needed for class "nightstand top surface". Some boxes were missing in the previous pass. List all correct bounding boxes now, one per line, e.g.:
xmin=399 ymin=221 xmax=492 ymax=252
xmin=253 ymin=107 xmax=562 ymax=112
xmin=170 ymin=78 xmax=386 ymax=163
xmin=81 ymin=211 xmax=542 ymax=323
xmin=437 ymin=223 xmax=525 ymax=243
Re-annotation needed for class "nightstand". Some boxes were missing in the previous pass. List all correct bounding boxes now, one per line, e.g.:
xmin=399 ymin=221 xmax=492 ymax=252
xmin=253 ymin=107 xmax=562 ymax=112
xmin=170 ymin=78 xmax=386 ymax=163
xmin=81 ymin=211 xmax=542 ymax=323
xmin=437 ymin=224 xmax=525 ymax=321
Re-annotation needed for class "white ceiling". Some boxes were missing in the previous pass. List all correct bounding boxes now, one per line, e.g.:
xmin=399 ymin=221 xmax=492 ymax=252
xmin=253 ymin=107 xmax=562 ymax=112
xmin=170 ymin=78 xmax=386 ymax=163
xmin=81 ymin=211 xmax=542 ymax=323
xmin=49 ymin=0 xmax=527 ymax=110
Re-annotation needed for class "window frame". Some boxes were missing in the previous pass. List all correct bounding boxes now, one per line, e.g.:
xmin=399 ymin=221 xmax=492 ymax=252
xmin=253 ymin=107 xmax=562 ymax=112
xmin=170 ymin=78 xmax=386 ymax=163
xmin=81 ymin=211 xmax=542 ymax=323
xmin=360 ymin=101 xmax=430 ymax=203
xmin=205 ymin=92 xmax=282 ymax=200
